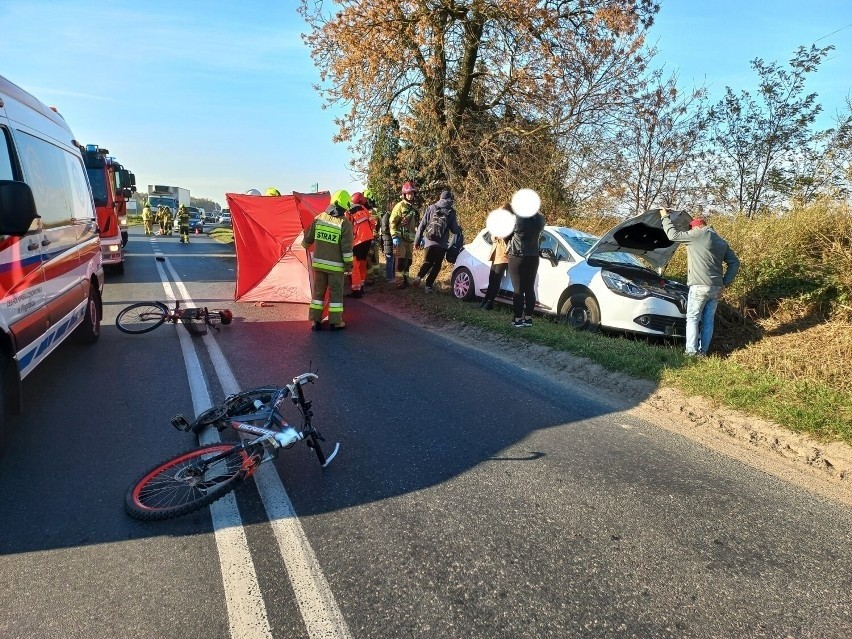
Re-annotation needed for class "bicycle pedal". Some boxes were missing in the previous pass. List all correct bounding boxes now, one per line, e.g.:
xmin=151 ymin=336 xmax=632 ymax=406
xmin=171 ymin=414 xmax=191 ymax=431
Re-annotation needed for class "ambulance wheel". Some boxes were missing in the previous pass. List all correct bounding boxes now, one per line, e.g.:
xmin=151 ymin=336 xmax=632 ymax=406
xmin=76 ymin=284 xmax=102 ymax=344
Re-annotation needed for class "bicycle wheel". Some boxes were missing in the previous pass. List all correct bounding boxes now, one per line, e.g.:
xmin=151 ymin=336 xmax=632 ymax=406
xmin=189 ymin=386 xmax=281 ymax=434
xmin=116 ymin=302 xmax=169 ymax=334
xmin=126 ymin=444 xmax=257 ymax=521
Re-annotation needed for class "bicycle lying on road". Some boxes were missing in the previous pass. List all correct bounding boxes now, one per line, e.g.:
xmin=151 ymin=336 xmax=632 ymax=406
xmin=115 ymin=299 xmax=233 ymax=335
xmin=125 ymin=372 xmax=339 ymax=521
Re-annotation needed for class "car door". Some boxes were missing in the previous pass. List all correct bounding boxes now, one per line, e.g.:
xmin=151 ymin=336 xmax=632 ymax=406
xmin=534 ymin=230 xmax=573 ymax=313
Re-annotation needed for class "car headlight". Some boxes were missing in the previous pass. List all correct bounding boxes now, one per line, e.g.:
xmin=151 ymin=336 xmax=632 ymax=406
xmin=601 ymin=270 xmax=648 ymax=299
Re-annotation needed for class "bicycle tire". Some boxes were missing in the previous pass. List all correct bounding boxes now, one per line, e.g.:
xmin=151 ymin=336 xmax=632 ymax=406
xmin=116 ymin=302 xmax=169 ymax=334
xmin=189 ymin=386 xmax=282 ymax=434
xmin=125 ymin=444 xmax=257 ymax=521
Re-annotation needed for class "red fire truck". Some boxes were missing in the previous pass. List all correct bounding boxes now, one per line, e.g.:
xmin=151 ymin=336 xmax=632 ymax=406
xmin=82 ymin=144 xmax=136 ymax=273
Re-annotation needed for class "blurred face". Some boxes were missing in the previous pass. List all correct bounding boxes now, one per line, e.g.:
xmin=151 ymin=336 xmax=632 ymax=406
xmin=404 ymin=192 xmax=415 ymax=202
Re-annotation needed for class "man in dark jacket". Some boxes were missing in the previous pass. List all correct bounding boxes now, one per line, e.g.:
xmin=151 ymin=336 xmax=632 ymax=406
xmin=506 ymin=207 xmax=545 ymax=327
xmin=413 ymin=189 xmax=462 ymax=292
xmin=660 ymin=208 xmax=740 ymax=356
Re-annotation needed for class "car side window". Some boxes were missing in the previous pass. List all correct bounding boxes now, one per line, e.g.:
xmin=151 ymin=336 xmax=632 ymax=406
xmin=539 ymin=232 xmax=557 ymax=253
xmin=15 ymin=130 xmax=93 ymax=228
xmin=0 ymin=127 xmax=15 ymax=180
xmin=555 ymin=242 xmax=573 ymax=262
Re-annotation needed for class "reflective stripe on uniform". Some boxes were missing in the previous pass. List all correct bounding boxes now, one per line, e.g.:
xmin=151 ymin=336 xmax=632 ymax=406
xmin=313 ymin=258 xmax=345 ymax=272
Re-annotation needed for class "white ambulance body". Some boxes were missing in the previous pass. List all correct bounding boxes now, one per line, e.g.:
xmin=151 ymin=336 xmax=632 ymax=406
xmin=0 ymin=75 xmax=104 ymax=449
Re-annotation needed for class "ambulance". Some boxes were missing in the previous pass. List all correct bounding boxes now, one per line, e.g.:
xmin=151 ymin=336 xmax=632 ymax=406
xmin=0 ymin=75 xmax=104 ymax=452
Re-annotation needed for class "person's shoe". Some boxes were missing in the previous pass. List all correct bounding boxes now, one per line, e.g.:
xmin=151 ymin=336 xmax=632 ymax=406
xmin=523 ymin=317 xmax=533 ymax=327
xmin=424 ymin=286 xmax=433 ymax=293
xmin=480 ymin=300 xmax=494 ymax=310
xmin=330 ymin=322 xmax=347 ymax=331
xmin=411 ymin=277 xmax=421 ymax=288
xmin=310 ymin=321 xmax=323 ymax=331
xmin=348 ymin=289 xmax=363 ymax=298
xmin=686 ymin=351 xmax=706 ymax=358
xmin=512 ymin=318 xmax=526 ymax=328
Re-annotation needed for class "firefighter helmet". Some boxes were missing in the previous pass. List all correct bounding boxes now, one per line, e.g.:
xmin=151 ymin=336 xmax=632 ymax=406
xmin=350 ymin=192 xmax=367 ymax=207
xmin=266 ymin=187 xmax=281 ymax=196
xmin=401 ymin=181 xmax=417 ymax=195
xmin=245 ymin=188 xmax=262 ymax=196
xmin=331 ymin=189 xmax=351 ymax=210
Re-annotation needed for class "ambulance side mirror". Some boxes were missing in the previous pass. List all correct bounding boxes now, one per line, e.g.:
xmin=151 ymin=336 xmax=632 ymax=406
xmin=0 ymin=180 xmax=39 ymax=236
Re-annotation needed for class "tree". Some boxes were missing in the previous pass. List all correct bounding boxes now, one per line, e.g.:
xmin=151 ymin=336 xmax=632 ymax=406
xmin=784 ymin=100 xmax=852 ymax=205
xmin=706 ymin=44 xmax=832 ymax=216
xmin=299 ymin=0 xmax=660 ymax=203
xmin=191 ymin=196 xmax=221 ymax=212
xmin=366 ymin=116 xmax=404 ymax=212
xmin=612 ymin=72 xmax=708 ymax=214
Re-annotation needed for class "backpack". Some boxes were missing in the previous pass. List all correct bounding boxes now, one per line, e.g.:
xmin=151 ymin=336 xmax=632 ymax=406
xmin=424 ymin=209 xmax=449 ymax=241
xmin=445 ymin=228 xmax=464 ymax=264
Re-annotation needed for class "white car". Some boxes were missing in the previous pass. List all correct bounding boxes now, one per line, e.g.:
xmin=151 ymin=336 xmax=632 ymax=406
xmin=450 ymin=210 xmax=691 ymax=336
xmin=218 ymin=212 xmax=232 ymax=226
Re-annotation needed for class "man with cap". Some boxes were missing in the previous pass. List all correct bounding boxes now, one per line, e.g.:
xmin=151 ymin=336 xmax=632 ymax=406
xmin=660 ymin=208 xmax=740 ymax=357
xmin=413 ymin=188 xmax=462 ymax=293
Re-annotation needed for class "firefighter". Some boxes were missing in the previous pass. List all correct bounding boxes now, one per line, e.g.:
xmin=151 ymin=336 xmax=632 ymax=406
xmin=157 ymin=206 xmax=166 ymax=235
xmin=302 ymin=189 xmax=354 ymax=330
xmin=142 ymin=204 xmax=153 ymax=235
xmin=177 ymin=204 xmax=191 ymax=243
xmin=346 ymin=192 xmax=377 ymax=298
xmin=163 ymin=206 xmax=174 ymax=235
xmin=363 ymin=188 xmax=380 ymax=267
xmin=389 ymin=181 xmax=420 ymax=288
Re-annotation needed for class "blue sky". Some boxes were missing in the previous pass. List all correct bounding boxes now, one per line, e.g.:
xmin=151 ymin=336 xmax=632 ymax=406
xmin=1 ymin=1 xmax=850 ymax=208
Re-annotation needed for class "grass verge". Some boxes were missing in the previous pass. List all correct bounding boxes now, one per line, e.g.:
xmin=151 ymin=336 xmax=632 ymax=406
xmin=378 ymin=277 xmax=851 ymax=446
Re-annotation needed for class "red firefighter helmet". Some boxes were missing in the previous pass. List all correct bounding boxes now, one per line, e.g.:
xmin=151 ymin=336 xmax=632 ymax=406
xmin=350 ymin=192 xmax=367 ymax=207
xmin=401 ymin=181 xmax=418 ymax=195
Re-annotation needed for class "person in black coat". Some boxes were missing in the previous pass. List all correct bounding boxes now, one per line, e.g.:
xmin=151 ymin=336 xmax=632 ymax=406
xmin=506 ymin=207 xmax=545 ymax=327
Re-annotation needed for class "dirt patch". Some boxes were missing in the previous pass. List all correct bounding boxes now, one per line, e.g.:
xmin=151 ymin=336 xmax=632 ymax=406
xmin=362 ymin=288 xmax=852 ymax=506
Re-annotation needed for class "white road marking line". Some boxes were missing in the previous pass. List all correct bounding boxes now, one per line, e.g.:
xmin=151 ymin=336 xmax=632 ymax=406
xmin=197 ymin=300 xmax=354 ymax=639
xmin=161 ymin=247 xmax=352 ymax=639
xmin=154 ymin=250 xmax=273 ymax=639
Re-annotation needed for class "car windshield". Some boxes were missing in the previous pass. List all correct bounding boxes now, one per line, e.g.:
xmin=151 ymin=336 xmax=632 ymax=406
xmin=555 ymin=228 xmax=647 ymax=267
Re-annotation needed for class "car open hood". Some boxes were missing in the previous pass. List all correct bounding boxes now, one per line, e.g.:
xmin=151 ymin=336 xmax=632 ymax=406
xmin=585 ymin=209 xmax=692 ymax=271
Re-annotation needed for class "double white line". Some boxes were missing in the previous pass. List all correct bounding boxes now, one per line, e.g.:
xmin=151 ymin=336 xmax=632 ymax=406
xmin=153 ymin=244 xmax=351 ymax=639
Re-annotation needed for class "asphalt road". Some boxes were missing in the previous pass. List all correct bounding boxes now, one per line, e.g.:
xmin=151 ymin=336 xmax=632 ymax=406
xmin=0 ymin=226 xmax=850 ymax=638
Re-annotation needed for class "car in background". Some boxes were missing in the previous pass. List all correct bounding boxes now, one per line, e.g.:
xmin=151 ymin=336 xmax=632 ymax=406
xmin=217 ymin=212 xmax=232 ymax=226
xmin=189 ymin=212 xmax=204 ymax=234
xmin=450 ymin=210 xmax=691 ymax=337
xmin=201 ymin=210 xmax=218 ymax=223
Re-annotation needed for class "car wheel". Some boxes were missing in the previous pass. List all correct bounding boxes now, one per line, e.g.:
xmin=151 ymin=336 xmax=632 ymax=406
xmin=451 ymin=267 xmax=475 ymax=301
xmin=560 ymin=292 xmax=601 ymax=332
xmin=75 ymin=284 xmax=102 ymax=343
